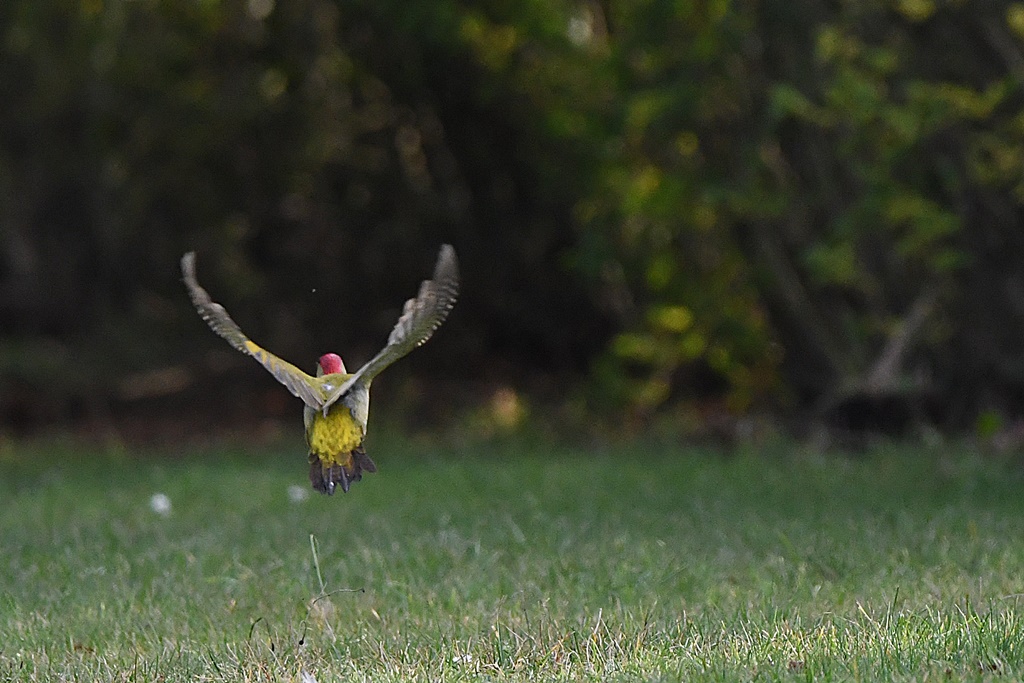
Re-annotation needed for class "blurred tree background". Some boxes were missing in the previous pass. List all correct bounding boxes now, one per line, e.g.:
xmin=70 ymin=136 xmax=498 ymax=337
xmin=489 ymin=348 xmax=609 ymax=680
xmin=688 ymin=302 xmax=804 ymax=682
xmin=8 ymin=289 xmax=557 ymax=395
xmin=3 ymin=0 xmax=1024 ymax=443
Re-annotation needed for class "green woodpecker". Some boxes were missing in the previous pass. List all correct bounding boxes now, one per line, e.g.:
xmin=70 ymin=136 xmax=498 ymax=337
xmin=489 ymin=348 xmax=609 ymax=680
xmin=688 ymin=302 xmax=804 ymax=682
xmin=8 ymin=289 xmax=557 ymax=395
xmin=181 ymin=245 xmax=458 ymax=494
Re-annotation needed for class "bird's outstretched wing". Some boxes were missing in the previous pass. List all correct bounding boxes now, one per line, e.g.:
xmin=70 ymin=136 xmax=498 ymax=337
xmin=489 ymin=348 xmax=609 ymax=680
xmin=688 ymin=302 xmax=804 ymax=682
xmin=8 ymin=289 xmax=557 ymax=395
xmin=321 ymin=244 xmax=459 ymax=414
xmin=181 ymin=252 xmax=325 ymax=410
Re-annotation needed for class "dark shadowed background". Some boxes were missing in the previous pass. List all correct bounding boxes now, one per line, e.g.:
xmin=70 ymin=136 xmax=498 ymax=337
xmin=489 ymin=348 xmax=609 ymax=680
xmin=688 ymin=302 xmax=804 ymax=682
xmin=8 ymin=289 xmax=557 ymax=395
xmin=3 ymin=0 xmax=1024 ymax=444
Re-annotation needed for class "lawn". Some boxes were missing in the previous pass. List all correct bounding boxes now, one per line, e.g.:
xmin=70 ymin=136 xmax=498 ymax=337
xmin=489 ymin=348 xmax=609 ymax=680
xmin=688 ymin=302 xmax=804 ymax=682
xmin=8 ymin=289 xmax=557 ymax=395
xmin=2 ymin=436 xmax=1024 ymax=681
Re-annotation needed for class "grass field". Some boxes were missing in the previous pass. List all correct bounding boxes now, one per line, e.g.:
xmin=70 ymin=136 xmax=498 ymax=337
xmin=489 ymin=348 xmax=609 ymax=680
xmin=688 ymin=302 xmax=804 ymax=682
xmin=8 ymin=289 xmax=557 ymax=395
xmin=3 ymin=436 xmax=1024 ymax=681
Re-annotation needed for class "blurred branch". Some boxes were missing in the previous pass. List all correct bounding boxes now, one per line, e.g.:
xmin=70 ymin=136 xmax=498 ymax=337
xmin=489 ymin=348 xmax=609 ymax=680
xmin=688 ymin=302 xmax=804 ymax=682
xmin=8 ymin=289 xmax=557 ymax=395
xmin=864 ymin=288 xmax=938 ymax=395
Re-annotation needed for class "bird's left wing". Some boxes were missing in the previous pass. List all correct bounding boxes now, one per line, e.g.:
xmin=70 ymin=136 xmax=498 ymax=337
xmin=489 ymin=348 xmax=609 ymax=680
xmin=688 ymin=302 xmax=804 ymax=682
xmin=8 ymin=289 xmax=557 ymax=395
xmin=321 ymin=244 xmax=459 ymax=414
xmin=181 ymin=252 xmax=325 ymax=410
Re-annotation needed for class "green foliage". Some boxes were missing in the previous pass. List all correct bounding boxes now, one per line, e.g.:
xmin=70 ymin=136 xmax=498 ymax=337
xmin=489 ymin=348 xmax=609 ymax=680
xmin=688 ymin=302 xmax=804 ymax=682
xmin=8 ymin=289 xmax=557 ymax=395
xmin=751 ymin=3 xmax=1018 ymax=405
xmin=4 ymin=0 xmax=1024 ymax=429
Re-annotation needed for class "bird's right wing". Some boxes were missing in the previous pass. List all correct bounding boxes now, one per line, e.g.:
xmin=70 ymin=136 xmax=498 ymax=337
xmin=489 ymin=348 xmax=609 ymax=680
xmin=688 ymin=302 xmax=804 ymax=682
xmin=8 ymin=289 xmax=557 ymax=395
xmin=181 ymin=252 xmax=325 ymax=410
xmin=321 ymin=244 xmax=459 ymax=414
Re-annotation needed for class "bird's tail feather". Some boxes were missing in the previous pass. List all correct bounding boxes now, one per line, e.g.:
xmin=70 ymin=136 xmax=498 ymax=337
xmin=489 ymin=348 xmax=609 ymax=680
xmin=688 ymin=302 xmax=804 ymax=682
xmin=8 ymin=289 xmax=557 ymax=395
xmin=308 ymin=446 xmax=377 ymax=495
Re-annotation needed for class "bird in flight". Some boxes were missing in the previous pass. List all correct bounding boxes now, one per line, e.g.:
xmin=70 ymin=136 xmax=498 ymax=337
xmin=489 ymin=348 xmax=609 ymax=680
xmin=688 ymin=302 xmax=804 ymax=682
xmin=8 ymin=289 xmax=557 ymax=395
xmin=181 ymin=245 xmax=459 ymax=494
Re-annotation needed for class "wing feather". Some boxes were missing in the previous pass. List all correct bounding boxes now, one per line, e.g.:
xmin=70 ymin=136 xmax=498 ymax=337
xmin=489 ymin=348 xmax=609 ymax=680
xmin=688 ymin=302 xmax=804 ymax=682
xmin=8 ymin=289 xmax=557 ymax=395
xmin=321 ymin=244 xmax=459 ymax=413
xmin=181 ymin=252 xmax=325 ymax=410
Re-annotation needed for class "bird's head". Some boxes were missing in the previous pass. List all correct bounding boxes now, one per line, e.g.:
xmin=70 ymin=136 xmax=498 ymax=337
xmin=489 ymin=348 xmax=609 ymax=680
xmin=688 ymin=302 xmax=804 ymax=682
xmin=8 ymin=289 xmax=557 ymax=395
xmin=318 ymin=353 xmax=346 ymax=375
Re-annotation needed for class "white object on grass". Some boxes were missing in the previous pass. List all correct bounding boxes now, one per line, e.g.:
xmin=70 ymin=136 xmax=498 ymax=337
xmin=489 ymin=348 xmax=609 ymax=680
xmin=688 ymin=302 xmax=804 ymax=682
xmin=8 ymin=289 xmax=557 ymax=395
xmin=288 ymin=484 xmax=310 ymax=503
xmin=149 ymin=493 xmax=172 ymax=516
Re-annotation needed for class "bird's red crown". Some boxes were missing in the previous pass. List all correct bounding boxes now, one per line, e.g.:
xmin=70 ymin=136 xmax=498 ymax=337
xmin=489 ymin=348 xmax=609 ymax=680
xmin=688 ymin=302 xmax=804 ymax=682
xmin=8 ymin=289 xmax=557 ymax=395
xmin=318 ymin=353 xmax=346 ymax=375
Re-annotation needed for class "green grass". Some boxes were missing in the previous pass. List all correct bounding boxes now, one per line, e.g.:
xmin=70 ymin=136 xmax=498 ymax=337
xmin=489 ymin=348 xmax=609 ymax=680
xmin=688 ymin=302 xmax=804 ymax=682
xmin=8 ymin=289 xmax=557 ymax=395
xmin=3 ymin=437 xmax=1024 ymax=681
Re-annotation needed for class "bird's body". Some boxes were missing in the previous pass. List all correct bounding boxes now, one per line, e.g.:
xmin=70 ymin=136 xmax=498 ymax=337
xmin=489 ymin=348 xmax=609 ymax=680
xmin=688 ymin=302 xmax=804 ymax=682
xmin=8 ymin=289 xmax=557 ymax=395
xmin=302 ymin=363 xmax=375 ymax=493
xmin=306 ymin=400 xmax=361 ymax=461
xmin=182 ymin=246 xmax=458 ymax=494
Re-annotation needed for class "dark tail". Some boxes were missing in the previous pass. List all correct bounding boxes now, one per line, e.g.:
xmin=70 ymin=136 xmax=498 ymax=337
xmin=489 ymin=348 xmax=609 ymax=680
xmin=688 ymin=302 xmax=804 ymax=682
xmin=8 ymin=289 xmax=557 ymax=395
xmin=308 ymin=445 xmax=378 ymax=495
